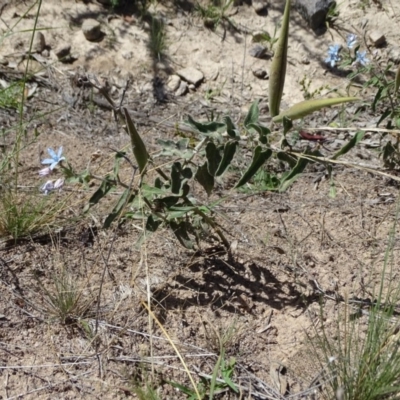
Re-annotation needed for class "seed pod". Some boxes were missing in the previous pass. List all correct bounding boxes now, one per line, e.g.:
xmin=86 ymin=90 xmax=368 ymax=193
xmin=272 ymin=97 xmax=360 ymax=123
xmin=269 ymin=0 xmax=291 ymax=117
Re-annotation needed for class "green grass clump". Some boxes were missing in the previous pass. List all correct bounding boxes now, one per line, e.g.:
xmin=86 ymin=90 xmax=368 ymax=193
xmin=0 ymin=191 xmax=63 ymax=240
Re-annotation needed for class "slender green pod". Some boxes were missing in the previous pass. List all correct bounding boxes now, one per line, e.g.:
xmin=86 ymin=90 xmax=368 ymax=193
xmin=395 ymin=65 xmax=400 ymax=94
xmin=269 ymin=0 xmax=291 ymax=117
xmin=272 ymin=97 xmax=360 ymax=123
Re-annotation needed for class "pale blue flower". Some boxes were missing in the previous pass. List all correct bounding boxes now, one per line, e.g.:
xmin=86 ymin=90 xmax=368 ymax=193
xmin=355 ymin=50 xmax=369 ymax=66
xmin=40 ymin=178 xmax=64 ymax=195
xmin=346 ymin=34 xmax=357 ymax=49
xmin=41 ymin=147 xmax=65 ymax=170
xmin=325 ymin=44 xmax=341 ymax=67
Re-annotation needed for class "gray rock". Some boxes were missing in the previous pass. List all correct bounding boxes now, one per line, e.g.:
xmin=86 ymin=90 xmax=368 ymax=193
xmin=176 ymin=67 xmax=204 ymax=86
xmin=389 ymin=46 xmax=400 ymax=64
xmin=167 ymin=75 xmax=181 ymax=92
xmin=252 ymin=0 xmax=268 ymax=15
xmin=369 ymin=30 xmax=386 ymax=47
xmin=33 ymin=32 xmax=46 ymax=53
xmin=249 ymin=44 xmax=268 ymax=59
xmin=0 ymin=56 xmax=8 ymax=66
xmin=294 ymin=0 xmax=336 ymax=31
xmin=82 ymin=19 xmax=102 ymax=41
xmin=252 ymin=68 xmax=268 ymax=79
xmin=55 ymin=43 xmax=72 ymax=62
xmin=175 ymin=81 xmax=188 ymax=96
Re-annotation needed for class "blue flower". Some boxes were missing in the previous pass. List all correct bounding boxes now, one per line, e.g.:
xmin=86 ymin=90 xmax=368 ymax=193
xmin=346 ymin=34 xmax=357 ymax=49
xmin=325 ymin=44 xmax=341 ymax=67
xmin=41 ymin=147 xmax=65 ymax=170
xmin=355 ymin=50 xmax=369 ymax=66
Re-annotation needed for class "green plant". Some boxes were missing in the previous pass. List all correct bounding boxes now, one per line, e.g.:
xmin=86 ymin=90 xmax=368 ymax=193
xmin=71 ymin=0 xmax=360 ymax=252
xmin=308 ymin=213 xmax=400 ymax=399
xmin=299 ymin=75 xmax=331 ymax=100
xmin=0 ymin=190 xmax=65 ymax=241
xmin=252 ymin=26 xmax=279 ymax=51
xmin=195 ymin=0 xmax=235 ymax=34
xmin=38 ymin=267 xmax=95 ymax=324
xmin=148 ymin=16 xmax=167 ymax=60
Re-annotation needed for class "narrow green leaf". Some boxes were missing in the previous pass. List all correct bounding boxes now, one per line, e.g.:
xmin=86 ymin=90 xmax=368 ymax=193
xmin=269 ymin=0 xmax=291 ymax=117
xmin=332 ymin=130 xmax=365 ymax=160
xmin=216 ymin=141 xmax=237 ymax=176
xmin=195 ymin=162 xmax=215 ymax=196
xmin=277 ymin=151 xmax=297 ymax=168
xmin=84 ymin=178 xmax=115 ymax=213
xmin=103 ymin=188 xmax=135 ymax=228
xmin=145 ymin=215 xmax=162 ymax=232
xmin=224 ymin=116 xmax=240 ymax=139
xmin=185 ymin=115 xmax=225 ymax=134
xmin=272 ymin=97 xmax=360 ymax=123
xmin=279 ymin=155 xmax=308 ymax=192
xmin=169 ymin=221 xmax=194 ymax=249
xmin=123 ymin=108 xmax=149 ymax=173
xmin=171 ymin=162 xmax=182 ymax=194
xmin=235 ymin=146 xmax=272 ymax=188
xmin=395 ymin=65 xmax=400 ymax=94
xmin=206 ymin=142 xmax=222 ymax=176
xmin=247 ymin=122 xmax=270 ymax=144
xmin=244 ymin=100 xmax=260 ymax=128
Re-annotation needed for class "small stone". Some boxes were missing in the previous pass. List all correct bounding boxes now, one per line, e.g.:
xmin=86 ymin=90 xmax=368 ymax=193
xmin=33 ymin=32 xmax=46 ymax=53
xmin=294 ymin=0 xmax=336 ymax=31
xmin=122 ymin=51 xmax=133 ymax=60
xmin=301 ymin=56 xmax=310 ymax=64
xmin=175 ymin=81 xmax=188 ymax=96
xmin=167 ymin=75 xmax=181 ymax=92
xmin=252 ymin=0 xmax=268 ymax=15
xmin=42 ymin=49 xmax=49 ymax=58
xmin=55 ymin=43 xmax=71 ymax=61
xmin=369 ymin=30 xmax=386 ymax=47
xmin=188 ymin=83 xmax=195 ymax=90
xmin=388 ymin=47 xmax=400 ymax=64
xmin=82 ymin=19 xmax=102 ymax=41
xmin=176 ymin=67 xmax=204 ymax=86
xmin=0 ymin=56 xmax=8 ymax=66
xmin=249 ymin=44 xmax=268 ymax=59
xmin=252 ymin=68 xmax=268 ymax=79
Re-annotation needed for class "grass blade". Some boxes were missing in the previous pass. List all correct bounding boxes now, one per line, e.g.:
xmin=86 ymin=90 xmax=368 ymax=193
xmin=124 ymin=107 xmax=149 ymax=173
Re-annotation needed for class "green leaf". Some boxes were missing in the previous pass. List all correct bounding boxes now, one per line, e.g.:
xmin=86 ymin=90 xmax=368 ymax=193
xmin=84 ymin=177 xmax=115 ymax=213
xmin=244 ymin=100 xmax=260 ymax=128
xmin=216 ymin=141 xmax=237 ymax=176
xmin=224 ymin=116 xmax=240 ymax=139
xmin=124 ymin=107 xmax=149 ymax=173
xmin=145 ymin=215 xmax=162 ymax=232
xmin=247 ymin=122 xmax=270 ymax=144
xmin=277 ymin=151 xmax=297 ymax=168
xmin=195 ymin=162 xmax=215 ymax=196
xmin=156 ymin=138 xmax=193 ymax=159
xmin=169 ymin=220 xmax=194 ymax=249
xmin=206 ymin=142 xmax=222 ymax=176
xmin=272 ymin=97 xmax=360 ymax=123
xmin=279 ymin=154 xmax=309 ymax=192
xmin=269 ymin=0 xmax=291 ymax=117
xmin=332 ymin=130 xmax=365 ymax=160
xmin=235 ymin=146 xmax=272 ymax=188
xmin=103 ymin=188 xmax=135 ymax=228
xmin=171 ymin=162 xmax=182 ymax=194
xmin=184 ymin=115 xmax=225 ymax=134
